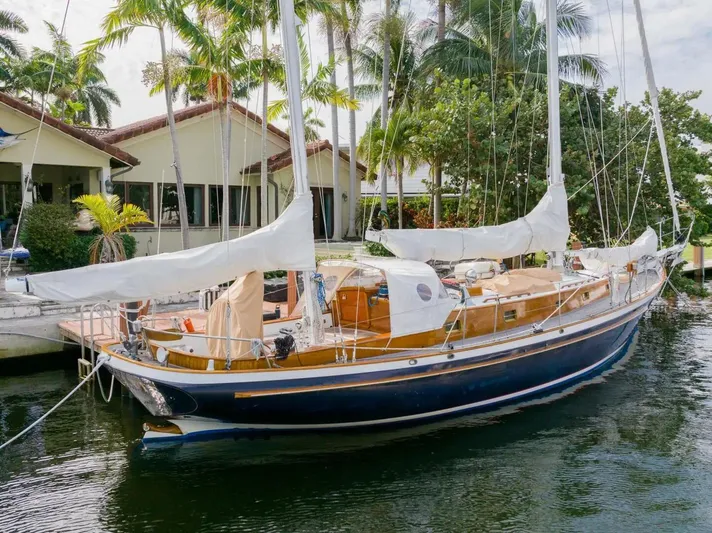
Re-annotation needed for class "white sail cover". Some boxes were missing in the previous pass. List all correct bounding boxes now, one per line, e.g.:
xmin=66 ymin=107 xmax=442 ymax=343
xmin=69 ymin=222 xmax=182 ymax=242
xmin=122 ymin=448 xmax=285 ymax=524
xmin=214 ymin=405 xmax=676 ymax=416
xmin=575 ymin=227 xmax=658 ymax=272
xmin=366 ymin=184 xmax=570 ymax=262
xmin=331 ymin=258 xmax=458 ymax=338
xmin=14 ymin=194 xmax=315 ymax=304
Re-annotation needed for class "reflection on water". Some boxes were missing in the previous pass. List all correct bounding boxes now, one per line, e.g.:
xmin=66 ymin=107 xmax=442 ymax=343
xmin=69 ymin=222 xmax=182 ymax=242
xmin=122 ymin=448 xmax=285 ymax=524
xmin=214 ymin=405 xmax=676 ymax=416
xmin=1 ymin=298 xmax=712 ymax=532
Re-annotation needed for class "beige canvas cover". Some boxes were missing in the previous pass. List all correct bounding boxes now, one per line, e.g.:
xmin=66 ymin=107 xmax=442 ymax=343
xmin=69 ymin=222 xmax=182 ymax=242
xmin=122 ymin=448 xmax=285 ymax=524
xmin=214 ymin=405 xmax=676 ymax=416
xmin=507 ymin=268 xmax=562 ymax=282
xmin=206 ymin=271 xmax=264 ymax=360
xmin=477 ymin=273 xmax=556 ymax=296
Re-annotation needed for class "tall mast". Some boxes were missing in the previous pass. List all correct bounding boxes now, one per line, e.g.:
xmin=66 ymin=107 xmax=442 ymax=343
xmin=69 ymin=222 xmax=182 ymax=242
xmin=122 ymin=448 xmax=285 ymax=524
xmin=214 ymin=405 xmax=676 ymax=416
xmin=633 ymin=0 xmax=680 ymax=236
xmin=546 ymin=0 xmax=565 ymax=267
xmin=546 ymin=0 xmax=562 ymax=188
xmin=279 ymin=0 xmax=324 ymax=344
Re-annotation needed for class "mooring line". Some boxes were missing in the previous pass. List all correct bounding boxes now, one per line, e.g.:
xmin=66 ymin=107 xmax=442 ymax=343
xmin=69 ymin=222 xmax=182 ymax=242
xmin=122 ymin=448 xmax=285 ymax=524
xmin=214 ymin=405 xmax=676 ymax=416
xmin=0 ymin=358 xmax=106 ymax=451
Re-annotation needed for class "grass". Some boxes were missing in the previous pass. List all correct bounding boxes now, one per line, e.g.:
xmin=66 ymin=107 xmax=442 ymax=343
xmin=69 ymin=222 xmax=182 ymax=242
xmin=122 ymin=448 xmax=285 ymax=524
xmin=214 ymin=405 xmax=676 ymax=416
xmin=682 ymin=235 xmax=712 ymax=263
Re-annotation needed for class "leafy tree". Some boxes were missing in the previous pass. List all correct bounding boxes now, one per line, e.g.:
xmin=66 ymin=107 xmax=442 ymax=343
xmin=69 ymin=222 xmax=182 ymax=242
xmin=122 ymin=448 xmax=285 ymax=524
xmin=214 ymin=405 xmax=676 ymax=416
xmin=422 ymin=0 xmax=605 ymax=84
xmin=80 ymin=0 xmax=194 ymax=249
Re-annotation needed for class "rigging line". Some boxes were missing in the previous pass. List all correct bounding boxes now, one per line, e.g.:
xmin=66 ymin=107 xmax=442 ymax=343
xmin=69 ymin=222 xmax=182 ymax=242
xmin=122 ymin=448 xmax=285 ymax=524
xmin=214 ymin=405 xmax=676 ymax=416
xmin=614 ymin=122 xmax=654 ymax=246
xmin=237 ymin=0 xmax=259 ymax=239
xmin=494 ymin=15 xmax=544 ymax=221
xmin=374 ymin=4 xmax=413 ymax=206
xmin=361 ymin=0 xmax=386 ymax=236
xmin=566 ymin=119 xmax=654 ymax=202
xmin=5 ymin=0 xmax=72 ymax=278
xmin=379 ymin=4 xmax=417 ymax=220
xmin=0 ymin=358 xmax=106 ymax=451
xmin=482 ymin=0 xmax=496 ymax=226
xmin=305 ymin=20 xmax=332 ymax=252
xmin=568 ymin=58 xmax=608 ymax=248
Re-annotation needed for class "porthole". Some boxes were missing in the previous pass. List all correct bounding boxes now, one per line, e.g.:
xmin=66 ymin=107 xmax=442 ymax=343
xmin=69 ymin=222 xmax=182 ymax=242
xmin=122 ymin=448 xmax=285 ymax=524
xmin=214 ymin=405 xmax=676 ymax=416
xmin=504 ymin=309 xmax=517 ymax=322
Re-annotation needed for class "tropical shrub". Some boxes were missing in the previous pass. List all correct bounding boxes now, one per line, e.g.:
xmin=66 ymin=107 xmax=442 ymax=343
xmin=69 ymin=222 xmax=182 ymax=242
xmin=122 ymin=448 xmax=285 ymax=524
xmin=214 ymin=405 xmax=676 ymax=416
xmin=20 ymin=202 xmax=137 ymax=273
xmin=73 ymin=194 xmax=150 ymax=263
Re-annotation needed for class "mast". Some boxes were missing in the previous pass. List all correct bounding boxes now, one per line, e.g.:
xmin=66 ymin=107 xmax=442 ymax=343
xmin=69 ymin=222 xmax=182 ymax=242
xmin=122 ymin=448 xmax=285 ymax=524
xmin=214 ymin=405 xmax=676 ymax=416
xmin=278 ymin=0 xmax=324 ymax=344
xmin=546 ymin=0 xmax=565 ymax=267
xmin=633 ymin=0 xmax=680 ymax=237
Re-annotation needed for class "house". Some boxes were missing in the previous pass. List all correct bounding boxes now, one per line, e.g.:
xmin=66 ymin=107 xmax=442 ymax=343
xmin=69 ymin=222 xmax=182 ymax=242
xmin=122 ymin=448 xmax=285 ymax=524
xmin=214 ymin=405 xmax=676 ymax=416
xmin=0 ymin=92 xmax=138 ymax=242
xmin=0 ymin=92 xmax=365 ymax=254
xmin=100 ymin=102 xmax=365 ymax=254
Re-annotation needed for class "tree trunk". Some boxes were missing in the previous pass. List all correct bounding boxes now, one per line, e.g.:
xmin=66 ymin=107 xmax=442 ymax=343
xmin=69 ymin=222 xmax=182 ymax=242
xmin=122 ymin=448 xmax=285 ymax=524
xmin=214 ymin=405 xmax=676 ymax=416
xmin=342 ymin=0 xmax=358 ymax=238
xmin=326 ymin=17 xmax=342 ymax=240
xmin=159 ymin=25 xmax=189 ymax=249
xmin=433 ymin=163 xmax=442 ymax=227
xmin=260 ymin=9 xmax=269 ymax=228
xmin=221 ymin=89 xmax=232 ymax=240
xmin=379 ymin=0 xmax=391 ymax=212
xmin=437 ymin=0 xmax=446 ymax=41
xmin=397 ymin=166 xmax=404 ymax=230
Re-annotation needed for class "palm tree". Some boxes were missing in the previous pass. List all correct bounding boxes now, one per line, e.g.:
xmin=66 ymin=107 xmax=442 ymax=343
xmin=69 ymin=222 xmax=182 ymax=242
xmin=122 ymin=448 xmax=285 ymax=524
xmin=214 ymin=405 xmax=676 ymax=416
xmin=73 ymin=193 xmax=151 ymax=264
xmin=80 ymin=0 xmax=193 ymax=249
xmin=169 ymin=8 xmax=253 ymax=240
xmin=325 ymin=13 xmax=342 ymax=240
xmin=358 ymin=109 xmax=420 ymax=229
xmin=336 ymin=0 xmax=362 ymax=237
xmin=0 ymin=10 xmax=27 ymax=59
xmin=421 ymin=0 xmax=605 ymax=84
xmin=267 ymin=56 xmax=358 ymax=124
xmin=143 ymin=49 xmax=210 ymax=106
xmin=283 ymin=107 xmax=324 ymax=142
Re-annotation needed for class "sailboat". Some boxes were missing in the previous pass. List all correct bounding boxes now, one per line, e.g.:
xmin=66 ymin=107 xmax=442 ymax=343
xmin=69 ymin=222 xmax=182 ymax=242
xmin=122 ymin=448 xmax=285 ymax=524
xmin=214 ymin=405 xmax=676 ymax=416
xmin=5 ymin=0 xmax=688 ymax=442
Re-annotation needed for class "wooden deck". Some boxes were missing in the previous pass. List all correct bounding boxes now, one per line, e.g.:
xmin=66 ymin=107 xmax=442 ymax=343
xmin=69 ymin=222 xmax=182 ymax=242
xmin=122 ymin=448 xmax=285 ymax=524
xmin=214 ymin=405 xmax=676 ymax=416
xmin=58 ymin=302 xmax=285 ymax=352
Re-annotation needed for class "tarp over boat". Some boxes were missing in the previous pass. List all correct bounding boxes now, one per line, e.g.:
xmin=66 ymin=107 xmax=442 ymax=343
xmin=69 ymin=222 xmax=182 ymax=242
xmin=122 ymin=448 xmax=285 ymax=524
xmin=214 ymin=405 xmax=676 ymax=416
xmin=207 ymin=271 xmax=264 ymax=360
xmin=326 ymin=258 xmax=458 ymax=338
xmin=365 ymin=184 xmax=570 ymax=262
xmin=575 ymin=227 xmax=658 ymax=272
xmin=12 ymin=193 xmax=315 ymax=304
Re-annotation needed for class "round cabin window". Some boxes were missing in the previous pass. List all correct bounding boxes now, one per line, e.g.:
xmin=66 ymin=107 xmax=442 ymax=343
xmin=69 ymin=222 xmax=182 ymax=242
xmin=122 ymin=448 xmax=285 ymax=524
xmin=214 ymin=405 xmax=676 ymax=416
xmin=417 ymin=283 xmax=432 ymax=302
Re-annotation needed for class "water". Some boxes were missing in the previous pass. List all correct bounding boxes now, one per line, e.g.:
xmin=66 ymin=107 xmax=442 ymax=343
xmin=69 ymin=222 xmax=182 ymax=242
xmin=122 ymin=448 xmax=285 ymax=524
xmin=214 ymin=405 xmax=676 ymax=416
xmin=1 ymin=300 xmax=712 ymax=533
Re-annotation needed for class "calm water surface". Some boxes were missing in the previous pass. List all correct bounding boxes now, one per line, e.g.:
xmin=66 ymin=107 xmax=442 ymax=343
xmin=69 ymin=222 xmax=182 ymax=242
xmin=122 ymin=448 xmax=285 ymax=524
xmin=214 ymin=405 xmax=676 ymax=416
xmin=1 ymin=298 xmax=712 ymax=532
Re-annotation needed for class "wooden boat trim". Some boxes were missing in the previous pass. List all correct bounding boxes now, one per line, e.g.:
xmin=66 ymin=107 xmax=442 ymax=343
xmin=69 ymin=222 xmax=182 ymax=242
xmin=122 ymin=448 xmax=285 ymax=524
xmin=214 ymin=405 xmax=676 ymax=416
xmin=102 ymin=273 xmax=662 ymax=374
xmin=233 ymin=302 xmax=649 ymax=398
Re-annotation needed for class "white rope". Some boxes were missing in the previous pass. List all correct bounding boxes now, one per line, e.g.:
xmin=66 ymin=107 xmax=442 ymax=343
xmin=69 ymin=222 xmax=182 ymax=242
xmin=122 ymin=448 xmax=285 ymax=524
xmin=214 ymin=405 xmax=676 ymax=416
xmin=614 ymin=123 xmax=654 ymax=246
xmin=4 ymin=0 xmax=72 ymax=277
xmin=0 ymin=358 xmax=105 ymax=451
xmin=0 ymin=331 xmax=80 ymax=345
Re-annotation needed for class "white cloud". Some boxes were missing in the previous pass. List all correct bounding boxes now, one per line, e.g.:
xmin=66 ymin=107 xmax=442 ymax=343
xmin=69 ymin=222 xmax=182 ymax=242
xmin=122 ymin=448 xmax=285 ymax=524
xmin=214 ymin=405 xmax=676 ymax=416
xmin=11 ymin=0 xmax=712 ymax=145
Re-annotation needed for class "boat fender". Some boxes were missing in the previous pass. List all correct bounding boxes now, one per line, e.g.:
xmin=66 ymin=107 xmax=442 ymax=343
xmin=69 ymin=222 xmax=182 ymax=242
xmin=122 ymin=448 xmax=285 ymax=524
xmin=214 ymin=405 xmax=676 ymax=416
xmin=274 ymin=334 xmax=296 ymax=360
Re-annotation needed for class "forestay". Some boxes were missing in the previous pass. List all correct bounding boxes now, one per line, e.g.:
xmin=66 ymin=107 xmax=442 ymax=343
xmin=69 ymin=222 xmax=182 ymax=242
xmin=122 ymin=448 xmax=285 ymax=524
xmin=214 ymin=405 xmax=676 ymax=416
xmin=365 ymin=184 xmax=569 ymax=262
xmin=336 ymin=258 xmax=458 ymax=338
xmin=575 ymin=227 xmax=658 ymax=272
xmin=9 ymin=194 xmax=316 ymax=303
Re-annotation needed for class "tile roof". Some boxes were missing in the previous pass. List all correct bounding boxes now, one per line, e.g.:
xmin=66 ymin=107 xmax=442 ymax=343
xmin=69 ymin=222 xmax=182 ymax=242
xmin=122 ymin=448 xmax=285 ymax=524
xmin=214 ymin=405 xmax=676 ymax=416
xmin=0 ymin=91 xmax=139 ymax=167
xmin=100 ymin=101 xmax=291 ymax=144
xmin=242 ymin=140 xmax=368 ymax=175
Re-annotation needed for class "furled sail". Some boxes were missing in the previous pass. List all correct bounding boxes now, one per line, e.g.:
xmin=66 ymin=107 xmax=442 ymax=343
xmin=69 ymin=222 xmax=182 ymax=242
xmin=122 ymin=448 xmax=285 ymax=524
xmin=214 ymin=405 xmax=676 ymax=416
xmin=366 ymin=184 xmax=570 ymax=262
xmin=575 ymin=227 xmax=658 ymax=272
xmin=8 ymin=194 xmax=315 ymax=303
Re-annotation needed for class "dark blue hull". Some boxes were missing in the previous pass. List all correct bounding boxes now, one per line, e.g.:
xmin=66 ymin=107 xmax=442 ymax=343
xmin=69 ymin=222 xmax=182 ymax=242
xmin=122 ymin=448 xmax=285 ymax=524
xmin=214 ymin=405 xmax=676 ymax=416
xmin=142 ymin=304 xmax=645 ymax=430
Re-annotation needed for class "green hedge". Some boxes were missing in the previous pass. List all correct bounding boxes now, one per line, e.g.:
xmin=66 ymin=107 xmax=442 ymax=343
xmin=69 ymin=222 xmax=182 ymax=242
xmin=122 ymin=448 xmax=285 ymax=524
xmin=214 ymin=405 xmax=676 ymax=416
xmin=21 ymin=203 xmax=137 ymax=273
xmin=357 ymin=196 xmax=461 ymax=230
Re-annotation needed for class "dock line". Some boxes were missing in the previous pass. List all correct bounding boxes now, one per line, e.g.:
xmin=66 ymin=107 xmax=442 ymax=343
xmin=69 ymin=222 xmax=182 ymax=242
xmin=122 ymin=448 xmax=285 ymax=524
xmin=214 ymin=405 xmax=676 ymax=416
xmin=0 ymin=358 xmax=107 ymax=451
xmin=0 ymin=331 xmax=80 ymax=346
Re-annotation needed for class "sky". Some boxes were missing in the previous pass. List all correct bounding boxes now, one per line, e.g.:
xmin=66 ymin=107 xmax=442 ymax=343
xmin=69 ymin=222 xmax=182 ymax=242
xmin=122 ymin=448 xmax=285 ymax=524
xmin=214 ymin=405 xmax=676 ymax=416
xmin=10 ymin=0 xmax=712 ymax=147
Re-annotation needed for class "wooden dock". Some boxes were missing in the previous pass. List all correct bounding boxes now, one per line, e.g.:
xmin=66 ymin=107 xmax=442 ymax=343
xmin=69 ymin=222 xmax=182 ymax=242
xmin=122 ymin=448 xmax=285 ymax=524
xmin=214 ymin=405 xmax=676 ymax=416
xmin=58 ymin=301 xmax=284 ymax=352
